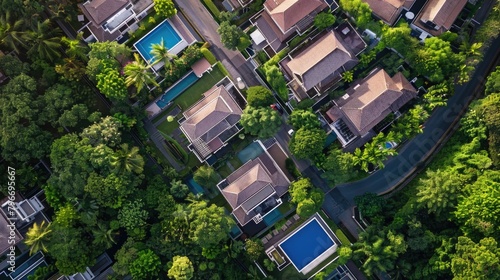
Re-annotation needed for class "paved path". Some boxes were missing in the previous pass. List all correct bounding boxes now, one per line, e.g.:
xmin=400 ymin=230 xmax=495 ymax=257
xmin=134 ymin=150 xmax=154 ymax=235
xmin=176 ymin=0 xmax=261 ymax=87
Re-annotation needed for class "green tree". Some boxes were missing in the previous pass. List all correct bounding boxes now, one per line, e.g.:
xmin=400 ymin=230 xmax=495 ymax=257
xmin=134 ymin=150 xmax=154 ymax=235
xmin=26 ymin=19 xmax=62 ymax=61
xmin=353 ymin=228 xmax=407 ymax=276
xmin=217 ymin=21 xmax=242 ymax=50
xmin=297 ymin=198 xmax=317 ymax=218
xmin=189 ymin=202 xmax=235 ymax=248
xmin=129 ymin=249 xmax=161 ymax=279
xmin=245 ymin=239 xmax=264 ymax=262
xmin=454 ymin=171 xmax=500 ymax=238
xmin=0 ymin=12 xmax=29 ymax=53
xmin=150 ymin=39 xmax=177 ymax=66
xmin=354 ymin=193 xmax=384 ymax=218
xmin=451 ymin=236 xmax=500 ymax=280
xmin=288 ymin=109 xmax=320 ymax=130
xmin=112 ymin=239 xmax=142 ymax=276
xmin=321 ymin=148 xmax=359 ymax=185
xmin=124 ymin=53 xmax=159 ymax=93
xmin=170 ymin=179 xmax=190 ymax=199
xmin=84 ymin=173 xmax=134 ymax=209
xmin=96 ymin=68 xmax=128 ymax=100
xmin=91 ymin=222 xmax=117 ymax=249
xmin=47 ymin=225 xmax=95 ymax=275
xmin=81 ymin=116 xmax=122 ymax=147
xmin=263 ymin=65 xmax=288 ymax=99
xmin=118 ymin=200 xmax=149 ymax=238
xmin=338 ymin=246 xmax=353 ymax=265
xmin=416 ymin=169 xmax=465 ymax=217
xmin=240 ymin=106 xmax=282 ymax=139
xmin=61 ymin=36 xmax=89 ymax=61
xmin=289 ymin=128 xmax=326 ymax=161
xmin=314 ymin=12 xmax=336 ymax=30
xmin=193 ymin=165 xmax=219 ymax=188
xmin=110 ymin=143 xmax=145 ymax=174
xmin=153 ymin=0 xmax=177 ymax=18
xmin=168 ymin=256 xmax=194 ymax=280
xmin=289 ymin=178 xmax=313 ymax=204
xmin=413 ymin=37 xmax=461 ymax=83
xmin=485 ymin=66 xmax=500 ymax=94
xmin=58 ymin=104 xmax=89 ymax=128
xmin=423 ymin=82 xmax=450 ymax=110
xmin=378 ymin=23 xmax=417 ymax=57
xmin=339 ymin=0 xmax=372 ymax=28
xmin=246 ymin=86 xmax=275 ymax=108
xmin=24 ymin=221 xmax=52 ymax=255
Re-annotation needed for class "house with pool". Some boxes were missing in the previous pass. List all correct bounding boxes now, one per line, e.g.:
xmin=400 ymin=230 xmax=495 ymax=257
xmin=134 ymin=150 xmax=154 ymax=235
xmin=265 ymin=213 xmax=340 ymax=275
xmin=218 ymin=140 xmax=291 ymax=226
xmin=179 ymin=84 xmax=246 ymax=162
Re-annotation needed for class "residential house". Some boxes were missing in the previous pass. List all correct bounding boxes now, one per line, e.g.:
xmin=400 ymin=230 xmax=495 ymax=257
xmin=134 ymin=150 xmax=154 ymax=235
xmin=179 ymin=85 xmax=245 ymax=162
xmin=362 ymin=0 xmax=415 ymax=26
xmin=280 ymin=24 xmax=366 ymax=100
xmin=325 ymin=68 xmax=417 ymax=147
xmin=78 ymin=0 xmax=154 ymax=42
xmin=413 ymin=0 xmax=468 ymax=36
xmin=217 ymin=141 xmax=290 ymax=226
xmin=251 ymin=0 xmax=334 ymax=53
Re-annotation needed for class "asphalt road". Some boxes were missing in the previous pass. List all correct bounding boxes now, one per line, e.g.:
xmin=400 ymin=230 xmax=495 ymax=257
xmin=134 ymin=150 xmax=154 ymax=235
xmin=335 ymin=35 xmax=500 ymax=204
xmin=176 ymin=0 xmax=261 ymax=87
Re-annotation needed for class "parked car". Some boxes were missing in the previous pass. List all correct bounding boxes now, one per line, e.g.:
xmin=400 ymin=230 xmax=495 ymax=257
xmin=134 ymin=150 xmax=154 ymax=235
xmin=288 ymin=129 xmax=295 ymax=136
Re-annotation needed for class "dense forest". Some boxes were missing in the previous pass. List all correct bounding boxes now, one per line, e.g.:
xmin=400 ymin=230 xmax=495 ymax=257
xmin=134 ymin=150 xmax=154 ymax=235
xmin=353 ymin=66 xmax=500 ymax=279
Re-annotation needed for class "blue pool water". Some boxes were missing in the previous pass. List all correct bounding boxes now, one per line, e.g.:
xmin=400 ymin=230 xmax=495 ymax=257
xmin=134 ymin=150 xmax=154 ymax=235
xmin=263 ymin=208 xmax=283 ymax=226
xmin=229 ymin=225 xmax=242 ymax=238
xmin=156 ymin=72 xmax=199 ymax=108
xmin=134 ymin=20 xmax=182 ymax=63
xmin=324 ymin=133 xmax=337 ymax=147
xmin=186 ymin=177 xmax=204 ymax=195
xmin=279 ymin=219 xmax=335 ymax=271
xmin=237 ymin=142 xmax=264 ymax=163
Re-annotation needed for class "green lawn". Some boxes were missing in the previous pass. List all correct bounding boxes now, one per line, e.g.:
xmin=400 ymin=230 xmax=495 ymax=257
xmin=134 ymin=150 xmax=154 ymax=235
xmin=156 ymin=116 xmax=180 ymax=135
xmin=173 ymin=62 xmax=226 ymax=110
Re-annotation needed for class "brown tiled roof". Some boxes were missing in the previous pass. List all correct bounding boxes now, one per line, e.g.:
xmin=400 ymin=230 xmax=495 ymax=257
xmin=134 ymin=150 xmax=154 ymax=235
xmin=363 ymin=0 xmax=414 ymax=25
xmin=191 ymin=58 xmax=212 ymax=77
xmin=417 ymin=0 xmax=467 ymax=34
xmin=222 ymin=163 xmax=273 ymax=209
xmin=80 ymin=0 xmax=129 ymax=25
xmin=286 ymin=30 xmax=357 ymax=91
xmin=336 ymin=69 xmax=417 ymax=136
xmin=181 ymin=86 xmax=243 ymax=141
xmin=264 ymin=0 xmax=327 ymax=32
xmin=221 ymin=151 xmax=290 ymax=225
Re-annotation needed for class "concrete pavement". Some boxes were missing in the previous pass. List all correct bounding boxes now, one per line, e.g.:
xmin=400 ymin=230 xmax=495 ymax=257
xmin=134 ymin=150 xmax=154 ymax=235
xmin=176 ymin=0 xmax=261 ymax=87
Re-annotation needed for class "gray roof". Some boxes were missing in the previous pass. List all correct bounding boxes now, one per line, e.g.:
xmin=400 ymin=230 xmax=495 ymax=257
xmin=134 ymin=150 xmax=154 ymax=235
xmin=80 ymin=0 xmax=129 ymax=25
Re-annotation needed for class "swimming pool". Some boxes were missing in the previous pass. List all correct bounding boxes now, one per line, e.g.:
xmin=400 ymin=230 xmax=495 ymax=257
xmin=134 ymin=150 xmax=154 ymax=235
xmin=156 ymin=72 xmax=199 ymax=108
xmin=263 ymin=208 xmax=283 ymax=226
xmin=134 ymin=20 xmax=183 ymax=63
xmin=279 ymin=218 xmax=335 ymax=272
xmin=237 ymin=142 xmax=264 ymax=163
xmin=186 ymin=176 xmax=204 ymax=195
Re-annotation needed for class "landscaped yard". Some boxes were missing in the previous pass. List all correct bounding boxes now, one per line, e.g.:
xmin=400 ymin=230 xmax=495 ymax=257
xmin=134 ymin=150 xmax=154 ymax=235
xmin=173 ymin=62 xmax=226 ymax=109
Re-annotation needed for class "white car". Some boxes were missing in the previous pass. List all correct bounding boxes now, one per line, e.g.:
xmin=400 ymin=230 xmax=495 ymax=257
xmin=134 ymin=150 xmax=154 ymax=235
xmin=288 ymin=129 xmax=295 ymax=136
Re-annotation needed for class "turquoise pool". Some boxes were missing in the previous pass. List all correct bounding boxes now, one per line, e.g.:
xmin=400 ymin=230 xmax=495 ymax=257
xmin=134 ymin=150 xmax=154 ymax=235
xmin=237 ymin=142 xmax=264 ymax=163
xmin=186 ymin=176 xmax=204 ymax=195
xmin=263 ymin=208 xmax=283 ymax=226
xmin=279 ymin=218 xmax=335 ymax=272
xmin=156 ymin=72 xmax=199 ymax=108
xmin=134 ymin=20 xmax=182 ymax=63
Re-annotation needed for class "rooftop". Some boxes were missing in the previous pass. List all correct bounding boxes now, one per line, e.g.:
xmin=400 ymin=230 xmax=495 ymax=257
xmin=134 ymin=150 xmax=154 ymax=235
xmin=363 ymin=0 xmax=415 ymax=25
xmin=414 ymin=0 xmax=468 ymax=35
xmin=264 ymin=0 xmax=327 ymax=33
xmin=80 ymin=0 xmax=129 ymax=25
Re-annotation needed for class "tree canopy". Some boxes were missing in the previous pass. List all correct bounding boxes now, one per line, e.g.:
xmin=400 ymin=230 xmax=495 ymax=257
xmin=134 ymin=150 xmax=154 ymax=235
xmin=246 ymin=86 xmax=275 ymax=108
xmin=240 ymin=106 xmax=282 ymax=139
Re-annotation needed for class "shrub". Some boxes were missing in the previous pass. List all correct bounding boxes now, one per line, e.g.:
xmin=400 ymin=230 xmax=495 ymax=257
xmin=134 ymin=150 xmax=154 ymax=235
xmin=202 ymin=0 xmax=221 ymax=19
xmin=285 ymin=158 xmax=301 ymax=179
xmin=201 ymin=48 xmax=217 ymax=64
xmin=182 ymin=45 xmax=203 ymax=65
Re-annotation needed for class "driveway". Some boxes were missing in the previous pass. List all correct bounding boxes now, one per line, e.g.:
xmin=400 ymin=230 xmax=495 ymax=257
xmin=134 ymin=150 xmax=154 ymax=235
xmin=176 ymin=0 xmax=262 ymax=87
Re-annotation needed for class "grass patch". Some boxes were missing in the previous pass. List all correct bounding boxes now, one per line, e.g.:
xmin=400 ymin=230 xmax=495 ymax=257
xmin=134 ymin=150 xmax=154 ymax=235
xmin=151 ymin=105 xmax=177 ymax=124
xmin=217 ymin=163 xmax=233 ymax=178
xmin=156 ymin=117 xmax=180 ymax=135
xmin=229 ymin=157 xmax=242 ymax=170
xmin=173 ymin=62 xmax=226 ymax=109
xmin=278 ymin=201 xmax=295 ymax=214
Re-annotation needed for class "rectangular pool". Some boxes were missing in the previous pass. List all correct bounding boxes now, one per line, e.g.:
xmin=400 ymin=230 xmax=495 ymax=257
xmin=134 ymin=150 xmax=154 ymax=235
xmin=279 ymin=218 xmax=335 ymax=272
xmin=186 ymin=176 xmax=204 ymax=195
xmin=156 ymin=72 xmax=199 ymax=108
xmin=237 ymin=142 xmax=264 ymax=163
xmin=134 ymin=20 xmax=183 ymax=63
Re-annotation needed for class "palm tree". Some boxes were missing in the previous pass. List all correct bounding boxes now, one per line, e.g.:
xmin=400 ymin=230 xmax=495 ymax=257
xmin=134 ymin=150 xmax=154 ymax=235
xmin=24 ymin=221 xmax=52 ymax=255
xmin=61 ymin=34 xmax=88 ymax=61
xmin=27 ymin=19 xmax=62 ymax=61
xmin=124 ymin=53 xmax=159 ymax=94
xmin=92 ymin=222 xmax=117 ymax=249
xmin=110 ymin=143 xmax=144 ymax=174
xmin=0 ymin=12 xmax=29 ymax=53
xmin=150 ymin=39 xmax=177 ymax=67
xmin=353 ymin=228 xmax=400 ymax=277
xmin=75 ymin=197 xmax=99 ymax=226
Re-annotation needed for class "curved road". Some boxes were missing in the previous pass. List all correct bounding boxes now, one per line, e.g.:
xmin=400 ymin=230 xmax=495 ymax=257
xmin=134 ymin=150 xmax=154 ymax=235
xmin=335 ymin=35 xmax=500 ymax=204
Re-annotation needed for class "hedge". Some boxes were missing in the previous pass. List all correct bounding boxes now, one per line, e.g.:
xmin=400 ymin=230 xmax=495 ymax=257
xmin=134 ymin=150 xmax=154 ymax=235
xmin=202 ymin=0 xmax=221 ymax=20
xmin=201 ymin=48 xmax=217 ymax=64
